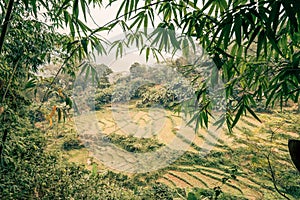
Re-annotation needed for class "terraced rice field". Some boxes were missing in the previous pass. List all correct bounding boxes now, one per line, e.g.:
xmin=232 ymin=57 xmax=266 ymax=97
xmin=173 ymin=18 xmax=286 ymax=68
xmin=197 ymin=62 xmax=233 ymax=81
xmin=46 ymin=104 xmax=300 ymax=199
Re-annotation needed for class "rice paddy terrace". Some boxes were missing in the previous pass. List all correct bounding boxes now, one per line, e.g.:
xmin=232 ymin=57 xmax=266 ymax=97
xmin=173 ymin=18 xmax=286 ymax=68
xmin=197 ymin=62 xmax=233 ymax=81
xmin=45 ymin=105 xmax=300 ymax=199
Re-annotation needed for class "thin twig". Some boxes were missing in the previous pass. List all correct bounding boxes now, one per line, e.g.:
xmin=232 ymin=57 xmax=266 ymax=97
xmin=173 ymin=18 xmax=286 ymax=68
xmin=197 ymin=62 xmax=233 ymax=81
xmin=266 ymin=154 xmax=291 ymax=200
xmin=266 ymin=128 xmax=291 ymax=200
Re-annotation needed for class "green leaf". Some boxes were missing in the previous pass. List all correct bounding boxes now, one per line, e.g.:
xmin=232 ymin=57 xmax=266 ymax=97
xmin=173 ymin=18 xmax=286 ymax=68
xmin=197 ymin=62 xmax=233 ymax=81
xmin=57 ymin=0 xmax=71 ymax=17
xmin=187 ymin=192 xmax=197 ymax=200
xmin=146 ymin=47 xmax=150 ymax=61
xmin=144 ymin=14 xmax=148 ymax=33
xmin=73 ymin=0 xmax=79 ymax=18
xmin=81 ymin=38 xmax=88 ymax=54
xmin=85 ymin=64 xmax=90 ymax=81
xmin=204 ymin=2 xmax=213 ymax=15
xmin=62 ymin=109 xmax=67 ymax=122
xmin=234 ymin=16 xmax=242 ymax=45
xmin=57 ymin=108 xmax=62 ymax=123
xmin=266 ymin=83 xmax=281 ymax=107
xmin=270 ymin=1 xmax=280 ymax=31
xmin=213 ymin=115 xmax=226 ymax=130
xmin=256 ymin=30 xmax=265 ymax=58
xmin=215 ymin=47 xmax=234 ymax=58
xmin=65 ymin=96 xmax=73 ymax=108
xmin=31 ymin=0 xmax=38 ymax=17
xmin=80 ymin=0 xmax=87 ymax=21
xmin=223 ymin=14 xmax=233 ymax=49
xmin=246 ymin=25 xmax=260 ymax=51
xmin=169 ymin=31 xmax=180 ymax=49
xmin=116 ymin=0 xmax=126 ymax=18
xmin=200 ymin=0 xmax=215 ymax=13
xmin=24 ymin=79 xmax=37 ymax=89
xmin=129 ymin=0 xmax=134 ymax=18
xmin=124 ymin=0 xmax=129 ymax=20
xmin=282 ymin=1 xmax=298 ymax=34
xmin=220 ymin=0 xmax=228 ymax=9
xmin=69 ymin=16 xmax=75 ymax=37
xmin=212 ymin=53 xmax=222 ymax=70
xmin=245 ymin=105 xmax=261 ymax=123
xmin=237 ymin=45 xmax=243 ymax=59
xmin=22 ymin=0 xmax=29 ymax=9
xmin=232 ymin=103 xmax=244 ymax=127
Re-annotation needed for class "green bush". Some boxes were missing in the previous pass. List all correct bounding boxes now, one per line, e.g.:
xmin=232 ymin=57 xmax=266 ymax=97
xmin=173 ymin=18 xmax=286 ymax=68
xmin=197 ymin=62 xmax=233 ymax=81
xmin=94 ymin=87 xmax=113 ymax=110
xmin=107 ymin=133 xmax=165 ymax=153
xmin=140 ymin=183 xmax=174 ymax=200
xmin=186 ymin=188 xmax=248 ymax=200
xmin=62 ymin=137 xmax=84 ymax=150
xmin=112 ymin=84 xmax=131 ymax=103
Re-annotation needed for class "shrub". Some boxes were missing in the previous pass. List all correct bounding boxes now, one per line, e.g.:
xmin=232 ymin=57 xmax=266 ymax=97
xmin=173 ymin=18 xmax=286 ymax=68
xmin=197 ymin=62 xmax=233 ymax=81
xmin=62 ymin=138 xmax=84 ymax=151
xmin=140 ymin=183 xmax=174 ymax=200
xmin=94 ymin=87 xmax=113 ymax=110
xmin=107 ymin=133 xmax=165 ymax=153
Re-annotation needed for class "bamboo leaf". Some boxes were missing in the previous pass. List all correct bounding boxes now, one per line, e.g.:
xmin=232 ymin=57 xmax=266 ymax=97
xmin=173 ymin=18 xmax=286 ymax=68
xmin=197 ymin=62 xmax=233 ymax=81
xmin=282 ymin=1 xmax=298 ymax=33
xmin=66 ymin=96 xmax=73 ymax=108
xmin=57 ymin=108 xmax=62 ymax=123
xmin=270 ymin=1 xmax=280 ymax=32
xmin=63 ymin=109 xmax=67 ymax=122
xmin=257 ymin=30 xmax=265 ymax=58
xmin=234 ymin=16 xmax=242 ymax=45
xmin=85 ymin=64 xmax=90 ymax=81
xmin=146 ymin=47 xmax=150 ymax=61
xmin=73 ymin=0 xmax=79 ymax=18
xmin=223 ymin=14 xmax=233 ymax=49
xmin=232 ymin=103 xmax=244 ymax=127
xmin=245 ymin=105 xmax=261 ymax=123
xmin=81 ymin=38 xmax=88 ymax=54
xmin=116 ymin=0 xmax=126 ymax=18
xmin=246 ymin=25 xmax=260 ymax=51
xmin=80 ymin=0 xmax=87 ymax=21
xmin=31 ymin=0 xmax=37 ymax=17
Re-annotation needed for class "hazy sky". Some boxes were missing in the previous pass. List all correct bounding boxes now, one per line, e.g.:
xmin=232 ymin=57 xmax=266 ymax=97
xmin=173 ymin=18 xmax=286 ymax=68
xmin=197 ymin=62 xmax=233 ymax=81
xmin=54 ymin=2 xmax=187 ymax=72
xmin=85 ymin=3 xmax=159 ymax=72
xmin=64 ymin=2 xmax=175 ymax=72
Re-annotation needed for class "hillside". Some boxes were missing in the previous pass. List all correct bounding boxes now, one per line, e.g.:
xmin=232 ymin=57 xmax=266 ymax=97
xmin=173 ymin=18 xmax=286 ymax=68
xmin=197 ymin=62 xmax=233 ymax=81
xmin=43 ymin=105 xmax=300 ymax=199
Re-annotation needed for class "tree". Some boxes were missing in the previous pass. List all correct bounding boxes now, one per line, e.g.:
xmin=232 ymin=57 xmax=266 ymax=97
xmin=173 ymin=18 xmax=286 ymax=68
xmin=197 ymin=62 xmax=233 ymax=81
xmin=129 ymin=62 xmax=147 ymax=78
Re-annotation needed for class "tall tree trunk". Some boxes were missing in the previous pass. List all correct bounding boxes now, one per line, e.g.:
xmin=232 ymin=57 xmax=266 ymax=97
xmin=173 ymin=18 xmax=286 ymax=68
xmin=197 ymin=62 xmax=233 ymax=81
xmin=0 ymin=0 xmax=15 ymax=162
xmin=0 ymin=0 xmax=15 ymax=54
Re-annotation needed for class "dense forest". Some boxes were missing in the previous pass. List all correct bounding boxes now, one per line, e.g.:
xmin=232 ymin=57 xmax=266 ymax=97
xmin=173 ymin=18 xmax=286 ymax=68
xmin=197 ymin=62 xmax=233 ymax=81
xmin=0 ymin=0 xmax=299 ymax=199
